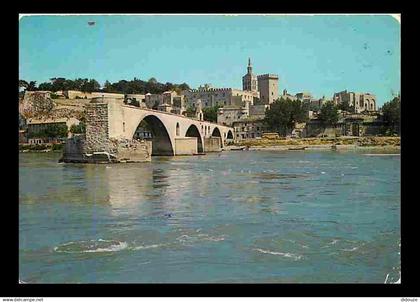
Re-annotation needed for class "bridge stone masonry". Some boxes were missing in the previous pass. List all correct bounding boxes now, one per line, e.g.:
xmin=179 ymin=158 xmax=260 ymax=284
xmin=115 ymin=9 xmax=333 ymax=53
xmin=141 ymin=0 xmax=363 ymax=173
xmin=61 ymin=97 xmax=234 ymax=163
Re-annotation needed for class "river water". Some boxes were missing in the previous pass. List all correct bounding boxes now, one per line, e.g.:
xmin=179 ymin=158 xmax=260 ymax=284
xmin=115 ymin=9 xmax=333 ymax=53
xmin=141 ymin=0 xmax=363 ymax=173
xmin=19 ymin=150 xmax=400 ymax=283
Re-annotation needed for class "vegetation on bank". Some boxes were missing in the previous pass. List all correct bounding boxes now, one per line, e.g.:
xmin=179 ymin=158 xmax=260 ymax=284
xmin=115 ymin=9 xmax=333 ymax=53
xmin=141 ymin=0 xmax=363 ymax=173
xmin=19 ymin=143 xmax=64 ymax=152
xmin=264 ymin=98 xmax=309 ymax=136
xmin=235 ymin=136 xmax=401 ymax=148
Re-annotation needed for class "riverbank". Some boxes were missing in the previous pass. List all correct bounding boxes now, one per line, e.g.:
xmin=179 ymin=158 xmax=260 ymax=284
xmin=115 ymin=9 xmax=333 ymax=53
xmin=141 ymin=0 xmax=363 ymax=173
xmin=228 ymin=136 xmax=400 ymax=152
xmin=19 ymin=143 xmax=64 ymax=153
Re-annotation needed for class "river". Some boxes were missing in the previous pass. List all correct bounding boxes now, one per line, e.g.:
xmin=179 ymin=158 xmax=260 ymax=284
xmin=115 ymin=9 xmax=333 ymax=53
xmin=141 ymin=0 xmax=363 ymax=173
xmin=19 ymin=149 xmax=401 ymax=283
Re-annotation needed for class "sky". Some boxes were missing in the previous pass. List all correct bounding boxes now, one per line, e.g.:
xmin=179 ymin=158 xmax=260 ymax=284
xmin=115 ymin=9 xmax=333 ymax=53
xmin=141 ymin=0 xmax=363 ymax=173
xmin=19 ymin=14 xmax=400 ymax=106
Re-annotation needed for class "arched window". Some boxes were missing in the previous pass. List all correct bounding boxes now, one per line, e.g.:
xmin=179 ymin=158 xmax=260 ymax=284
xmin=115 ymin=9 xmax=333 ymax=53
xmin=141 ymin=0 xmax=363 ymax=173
xmin=176 ymin=123 xmax=180 ymax=136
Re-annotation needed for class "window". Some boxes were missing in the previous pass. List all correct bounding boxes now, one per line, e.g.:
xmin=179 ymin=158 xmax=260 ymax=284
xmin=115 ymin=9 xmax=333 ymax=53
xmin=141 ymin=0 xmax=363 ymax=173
xmin=176 ymin=123 xmax=180 ymax=136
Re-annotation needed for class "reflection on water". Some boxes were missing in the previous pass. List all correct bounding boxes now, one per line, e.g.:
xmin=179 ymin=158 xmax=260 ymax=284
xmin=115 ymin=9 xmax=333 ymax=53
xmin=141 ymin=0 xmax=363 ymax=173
xmin=19 ymin=150 xmax=400 ymax=283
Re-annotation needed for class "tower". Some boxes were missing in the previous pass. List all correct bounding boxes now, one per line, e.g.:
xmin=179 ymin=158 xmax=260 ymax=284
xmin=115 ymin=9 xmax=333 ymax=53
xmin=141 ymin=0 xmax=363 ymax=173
xmin=242 ymin=58 xmax=258 ymax=92
xmin=257 ymin=74 xmax=279 ymax=105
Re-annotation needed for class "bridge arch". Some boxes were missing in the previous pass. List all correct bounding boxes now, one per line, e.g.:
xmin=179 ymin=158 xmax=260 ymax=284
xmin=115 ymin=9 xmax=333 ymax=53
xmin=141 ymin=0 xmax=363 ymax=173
xmin=176 ymin=122 xmax=180 ymax=136
xmin=185 ymin=124 xmax=204 ymax=154
xmin=133 ymin=115 xmax=174 ymax=156
xmin=211 ymin=127 xmax=223 ymax=148
xmin=227 ymin=130 xmax=233 ymax=139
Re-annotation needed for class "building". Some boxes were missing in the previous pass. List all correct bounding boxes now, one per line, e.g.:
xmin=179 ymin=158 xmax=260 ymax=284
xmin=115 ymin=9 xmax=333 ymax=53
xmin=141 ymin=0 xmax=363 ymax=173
xmin=125 ymin=94 xmax=146 ymax=104
xmin=217 ymin=104 xmax=249 ymax=126
xmin=242 ymin=58 xmax=258 ymax=92
xmin=333 ymin=90 xmax=376 ymax=113
xmin=295 ymin=92 xmax=313 ymax=102
xmin=182 ymin=87 xmax=258 ymax=109
xmin=19 ymin=130 xmax=28 ymax=143
xmin=64 ymin=90 xmax=92 ymax=99
xmin=280 ymin=89 xmax=297 ymax=101
xmin=257 ymin=74 xmax=279 ymax=105
xmin=91 ymin=92 xmax=125 ymax=99
xmin=249 ymin=104 xmax=269 ymax=119
xmin=26 ymin=117 xmax=80 ymax=139
xmin=232 ymin=118 xmax=268 ymax=142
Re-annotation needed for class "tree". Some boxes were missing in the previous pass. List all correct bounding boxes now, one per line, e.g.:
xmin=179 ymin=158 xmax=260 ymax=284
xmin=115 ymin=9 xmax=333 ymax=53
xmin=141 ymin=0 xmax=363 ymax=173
xmin=27 ymin=81 xmax=38 ymax=91
xmin=70 ymin=122 xmax=86 ymax=134
xmin=178 ymin=83 xmax=190 ymax=91
xmin=337 ymin=101 xmax=352 ymax=112
xmin=264 ymin=98 xmax=309 ymax=135
xmin=148 ymin=77 xmax=158 ymax=84
xmin=38 ymin=82 xmax=53 ymax=91
xmin=29 ymin=123 xmax=68 ymax=138
xmin=184 ymin=106 xmax=196 ymax=117
xmin=19 ymin=80 xmax=29 ymax=91
xmin=202 ymin=105 xmax=220 ymax=123
xmin=382 ymin=96 xmax=400 ymax=134
xmin=318 ymin=101 xmax=339 ymax=126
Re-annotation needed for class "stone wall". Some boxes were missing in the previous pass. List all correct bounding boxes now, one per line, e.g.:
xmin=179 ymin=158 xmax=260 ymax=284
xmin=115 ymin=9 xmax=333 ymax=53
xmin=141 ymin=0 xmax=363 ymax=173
xmin=175 ymin=137 xmax=197 ymax=155
xmin=305 ymin=121 xmax=343 ymax=137
xmin=85 ymin=102 xmax=111 ymax=153
xmin=204 ymin=137 xmax=222 ymax=152
xmin=111 ymin=139 xmax=152 ymax=162
xmin=62 ymin=134 xmax=88 ymax=162
xmin=61 ymin=135 xmax=152 ymax=163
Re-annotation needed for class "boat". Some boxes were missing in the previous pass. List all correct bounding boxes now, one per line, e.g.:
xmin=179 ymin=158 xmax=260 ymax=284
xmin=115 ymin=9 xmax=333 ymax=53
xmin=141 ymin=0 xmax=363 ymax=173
xmin=230 ymin=146 xmax=247 ymax=151
xmin=288 ymin=146 xmax=306 ymax=151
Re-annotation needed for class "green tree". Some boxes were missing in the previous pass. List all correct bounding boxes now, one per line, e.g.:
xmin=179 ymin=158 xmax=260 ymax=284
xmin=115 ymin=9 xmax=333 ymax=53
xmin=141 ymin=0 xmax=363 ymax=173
xmin=27 ymin=81 xmax=38 ymax=91
xmin=264 ymin=98 xmax=309 ymax=136
xmin=381 ymin=96 xmax=400 ymax=134
xmin=337 ymin=101 xmax=352 ymax=112
xmin=318 ymin=101 xmax=339 ymax=126
xmin=178 ymin=83 xmax=190 ymax=91
xmin=202 ymin=105 xmax=220 ymax=122
xmin=29 ymin=123 xmax=68 ymax=138
xmin=184 ymin=106 xmax=196 ymax=117
xmin=70 ymin=122 xmax=86 ymax=134
xmin=19 ymin=80 xmax=29 ymax=91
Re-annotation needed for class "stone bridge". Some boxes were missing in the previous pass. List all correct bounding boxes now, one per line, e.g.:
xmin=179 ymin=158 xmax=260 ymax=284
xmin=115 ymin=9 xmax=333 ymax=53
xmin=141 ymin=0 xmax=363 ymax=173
xmin=86 ymin=97 xmax=234 ymax=156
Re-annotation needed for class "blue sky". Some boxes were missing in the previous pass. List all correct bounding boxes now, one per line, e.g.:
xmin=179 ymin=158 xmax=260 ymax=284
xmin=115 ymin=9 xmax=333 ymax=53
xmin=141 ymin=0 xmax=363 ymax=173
xmin=19 ymin=14 xmax=400 ymax=106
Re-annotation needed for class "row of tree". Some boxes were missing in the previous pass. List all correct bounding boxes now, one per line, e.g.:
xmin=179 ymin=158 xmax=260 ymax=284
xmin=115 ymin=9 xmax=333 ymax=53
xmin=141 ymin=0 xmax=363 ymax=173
xmin=19 ymin=77 xmax=190 ymax=95
xmin=103 ymin=78 xmax=190 ymax=95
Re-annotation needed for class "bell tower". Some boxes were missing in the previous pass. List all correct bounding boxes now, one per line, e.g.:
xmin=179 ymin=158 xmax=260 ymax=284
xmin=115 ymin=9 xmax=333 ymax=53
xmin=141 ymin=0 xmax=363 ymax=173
xmin=242 ymin=58 xmax=258 ymax=92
